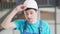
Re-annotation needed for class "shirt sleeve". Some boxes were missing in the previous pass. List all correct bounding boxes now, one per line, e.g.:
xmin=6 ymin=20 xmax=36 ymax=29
xmin=45 ymin=23 xmax=51 ymax=34
xmin=42 ymin=20 xmax=51 ymax=34
xmin=13 ymin=19 xmax=25 ymax=30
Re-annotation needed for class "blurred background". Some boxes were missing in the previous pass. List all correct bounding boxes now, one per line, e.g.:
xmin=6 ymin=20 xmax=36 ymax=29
xmin=0 ymin=0 xmax=60 ymax=34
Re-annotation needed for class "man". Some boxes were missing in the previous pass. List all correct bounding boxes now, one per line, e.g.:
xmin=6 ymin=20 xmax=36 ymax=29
xmin=1 ymin=0 xmax=51 ymax=34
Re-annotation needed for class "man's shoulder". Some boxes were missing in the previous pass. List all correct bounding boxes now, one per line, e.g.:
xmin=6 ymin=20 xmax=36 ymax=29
xmin=40 ymin=20 xmax=49 ymax=27
xmin=13 ymin=19 xmax=26 ymax=25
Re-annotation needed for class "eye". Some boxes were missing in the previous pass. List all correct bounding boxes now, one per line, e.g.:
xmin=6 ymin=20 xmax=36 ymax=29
xmin=25 ymin=12 xmax=28 ymax=15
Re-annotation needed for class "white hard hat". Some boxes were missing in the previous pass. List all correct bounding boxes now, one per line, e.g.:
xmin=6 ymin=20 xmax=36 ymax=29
xmin=24 ymin=0 xmax=38 ymax=10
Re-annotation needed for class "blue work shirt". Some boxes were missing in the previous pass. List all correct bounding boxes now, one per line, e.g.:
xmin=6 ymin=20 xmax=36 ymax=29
xmin=13 ymin=19 xmax=51 ymax=34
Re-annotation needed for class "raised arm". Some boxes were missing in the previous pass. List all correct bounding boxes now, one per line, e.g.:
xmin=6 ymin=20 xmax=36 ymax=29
xmin=1 ymin=5 xmax=27 ymax=29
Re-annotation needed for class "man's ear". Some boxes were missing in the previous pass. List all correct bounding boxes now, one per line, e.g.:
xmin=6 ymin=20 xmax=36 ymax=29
xmin=24 ymin=11 xmax=25 ymax=14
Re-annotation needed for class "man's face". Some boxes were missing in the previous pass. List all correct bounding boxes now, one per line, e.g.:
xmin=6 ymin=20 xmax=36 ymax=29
xmin=24 ymin=9 xmax=37 ymax=23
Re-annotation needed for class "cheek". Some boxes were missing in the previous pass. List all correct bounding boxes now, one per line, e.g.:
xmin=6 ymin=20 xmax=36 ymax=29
xmin=33 ymin=14 xmax=37 ymax=18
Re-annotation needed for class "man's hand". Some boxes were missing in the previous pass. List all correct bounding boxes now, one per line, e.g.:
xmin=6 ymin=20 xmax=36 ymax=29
xmin=13 ymin=4 xmax=27 ymax=13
